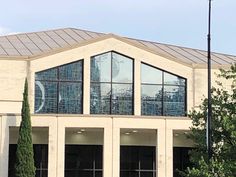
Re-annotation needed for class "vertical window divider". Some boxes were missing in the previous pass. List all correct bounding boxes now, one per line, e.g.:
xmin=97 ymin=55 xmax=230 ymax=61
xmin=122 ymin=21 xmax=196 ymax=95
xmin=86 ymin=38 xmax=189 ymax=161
xmin=57 ymin=67 xmax=59 ymax=114
xmin=161 ymin=71 xmax=164 ymax=116
xmin=81 ymin=59 xmax=84 ymax=114
xmin=110 ymin=52 xmax=113 ymax=114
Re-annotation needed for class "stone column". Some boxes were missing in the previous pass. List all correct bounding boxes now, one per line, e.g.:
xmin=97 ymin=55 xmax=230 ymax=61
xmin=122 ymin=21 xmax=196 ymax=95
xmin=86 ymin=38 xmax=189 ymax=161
xmin=48 ymin=124 xmax=58 ymax=177
xmin=83 ymin=56 xmax=91 ymax=115
xmin=0 ymin=116 xmax=9 ymax=177
xmin=166 ymin=128 xmax=173 ymax=177
xmin=57 ymin=118 xmax=65 ymax=177
xmin=134 ymin=59 xmax=141 ymax=115
xmin=157 ymin=127 xmax=166 ymax=177
xmin=112 ymin=126 xmax=120 ymax=177
xmin=103 ymin=124 xmax=113 ymax=177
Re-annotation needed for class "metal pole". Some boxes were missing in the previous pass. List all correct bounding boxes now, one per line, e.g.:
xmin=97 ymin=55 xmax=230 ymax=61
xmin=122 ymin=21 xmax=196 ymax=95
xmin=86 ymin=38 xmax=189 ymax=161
xmin=207 ymin=0 xmax=212 ymax=160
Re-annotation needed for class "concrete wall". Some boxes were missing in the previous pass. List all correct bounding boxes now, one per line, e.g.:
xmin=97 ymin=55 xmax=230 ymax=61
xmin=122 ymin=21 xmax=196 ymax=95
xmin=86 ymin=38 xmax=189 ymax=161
xmin=0 ymin=60 xmax=27 ymax=113
xmin=0 ymin=115 xmax=192 ymax=177
xmin=0 ymin=37 xmax=231 ymax=114
xmin=0 ymin=37 xmax=233 ymax=177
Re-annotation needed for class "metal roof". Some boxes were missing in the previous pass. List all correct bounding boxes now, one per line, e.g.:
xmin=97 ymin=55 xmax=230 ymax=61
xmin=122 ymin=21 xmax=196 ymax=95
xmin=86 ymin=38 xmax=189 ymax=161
xmin=0 ymin=27 xmax=235 ymax=66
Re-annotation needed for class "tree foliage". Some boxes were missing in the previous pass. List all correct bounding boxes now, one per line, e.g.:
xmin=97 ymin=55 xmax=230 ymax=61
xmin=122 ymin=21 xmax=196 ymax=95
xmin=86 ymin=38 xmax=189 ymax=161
xmin=15 ymin=79 xmax=36 ymax=177
xmin=181 ymin=64 xmax=236 ymax=177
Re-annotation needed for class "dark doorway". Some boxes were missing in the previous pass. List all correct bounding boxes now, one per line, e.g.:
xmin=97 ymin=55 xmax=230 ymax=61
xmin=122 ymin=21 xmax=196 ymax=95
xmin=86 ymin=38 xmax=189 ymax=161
xmin=173 ymin=147 xmax=193 ymax=177
xmin=120 ymin=146 xmax=156 ymax=177
xmin=65 ymin=145 xmax=103 ymax=177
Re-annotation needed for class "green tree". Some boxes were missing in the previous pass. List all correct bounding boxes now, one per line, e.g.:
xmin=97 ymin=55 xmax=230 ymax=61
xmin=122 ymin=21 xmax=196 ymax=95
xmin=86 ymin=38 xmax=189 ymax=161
xmin=181 ymin=64 xmax=236 ymax=177
xmin=15 ymin=79 xmax=36 ymax=177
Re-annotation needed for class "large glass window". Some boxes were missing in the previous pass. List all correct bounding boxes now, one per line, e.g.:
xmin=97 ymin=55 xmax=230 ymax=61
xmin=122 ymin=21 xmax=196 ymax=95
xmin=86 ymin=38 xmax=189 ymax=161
xmin=90 ymin=52 xmax=133 ymax=115
xmin=65 ymin=145 xmax=103 ymax=177
xmin=120 ymin=146 xmax=156 ymax=177
xmin=141 ymin=63 xmax=186 ymax=116
xmin=35 ymin=60 xmax=83 ymax=114
xmin=8 ymin=144 xmax=48 ymax=177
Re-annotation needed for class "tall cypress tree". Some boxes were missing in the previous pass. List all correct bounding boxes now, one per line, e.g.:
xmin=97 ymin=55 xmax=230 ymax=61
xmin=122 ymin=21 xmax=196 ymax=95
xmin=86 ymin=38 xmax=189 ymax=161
xmin=15 ymin=79 xmax=36 ymax=177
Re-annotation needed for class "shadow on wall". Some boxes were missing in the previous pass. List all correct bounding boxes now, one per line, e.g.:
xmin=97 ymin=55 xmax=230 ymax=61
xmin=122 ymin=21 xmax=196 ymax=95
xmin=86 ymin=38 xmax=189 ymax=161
xmin=0 ymin=114 xmax=17 ymax=177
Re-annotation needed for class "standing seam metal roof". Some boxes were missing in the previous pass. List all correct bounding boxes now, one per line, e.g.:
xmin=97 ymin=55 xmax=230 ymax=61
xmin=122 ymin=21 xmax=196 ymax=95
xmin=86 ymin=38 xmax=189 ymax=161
xmin=0 ymin=27 xmax=235 ymax=66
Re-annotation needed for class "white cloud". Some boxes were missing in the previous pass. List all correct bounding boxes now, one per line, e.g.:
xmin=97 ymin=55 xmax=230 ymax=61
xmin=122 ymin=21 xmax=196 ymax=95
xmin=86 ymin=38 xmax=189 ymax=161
xmin=0 ymin=27 xmax=19 ymax=36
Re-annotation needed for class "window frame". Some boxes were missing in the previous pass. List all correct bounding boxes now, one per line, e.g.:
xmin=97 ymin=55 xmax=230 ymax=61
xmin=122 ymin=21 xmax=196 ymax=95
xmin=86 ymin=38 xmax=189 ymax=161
xmin=141 ymin=62 xmax=187 ymax=116
xmin=34 ymin=59 xmax=84 ymax=114
xmin=120 ymin=145 xmax=156 ymax=177
xmin=64 ymin=145 xmax=103 ymax=177
xmin=90 ymin=51 xmax=134 ymax=115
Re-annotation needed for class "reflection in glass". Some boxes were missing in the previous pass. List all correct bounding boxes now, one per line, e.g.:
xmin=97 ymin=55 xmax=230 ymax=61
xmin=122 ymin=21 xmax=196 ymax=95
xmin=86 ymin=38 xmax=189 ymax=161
xmin=35 ymin=68 xmax=57 ymax=81
xmin=35 ymin=81 xmax=58 ymax=113
xmin=112 ymin=84 xmax=133 ymax=115
xmin=58 ymin=82 xmax=82 ymax=113
xmin=164 ymin=72 xmax=185 ymax=85
xmin=163 ymin=86 xmax=185 ymax=116
xmin=141 ymin=63 xmax=186 ymax=116
xmin=141 ymin=85 xmax=162 ymax=115
xmin=59 ymin=62 xmax=82 ymax=81
xmin=112 ymin=53 xmax=133 ymax=83
xmin=90 ymin=83 xmax=111 ymax=114
xmin=90 ymin=52 xmax=133 ymax=115
xmin=141 ymin=63 xmax=162 ymax=84
xmin=35 ymin=60 xmax=83 ymax=114
xmin=91 ymin=53 xmax=111 ymax=82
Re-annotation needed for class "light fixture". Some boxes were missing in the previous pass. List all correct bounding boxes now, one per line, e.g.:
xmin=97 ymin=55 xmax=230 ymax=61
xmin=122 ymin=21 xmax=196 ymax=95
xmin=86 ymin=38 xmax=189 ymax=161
xmin=132 ymin=130 xmax=138 ymax=133
xmin=80 ymin=129 xmax=85 ymax=132
xmin=125 ymin=132 xmax=130 ymax=135
xmin=174 ymin=133 xmax=179 ymax=137
xmin=77 ymin=131 xmax=82 ymax=134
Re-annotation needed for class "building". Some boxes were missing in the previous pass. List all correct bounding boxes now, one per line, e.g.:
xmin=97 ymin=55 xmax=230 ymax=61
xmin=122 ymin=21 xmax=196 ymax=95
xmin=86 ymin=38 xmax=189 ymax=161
xmin=0 ymin=28 xmax=234 ymax=177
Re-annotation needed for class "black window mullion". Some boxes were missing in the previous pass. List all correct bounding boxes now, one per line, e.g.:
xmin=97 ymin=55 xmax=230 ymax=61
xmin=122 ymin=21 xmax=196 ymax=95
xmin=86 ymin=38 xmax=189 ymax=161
xmin=161 ymin=71 xmax=164 ymax=116
xmin=110 ymin=52 xmax=113 ymax=114
xmin=138 ymin=148 xmax=141 ymax=177
xmin=57 ymin=67 xmax=59 ymax=114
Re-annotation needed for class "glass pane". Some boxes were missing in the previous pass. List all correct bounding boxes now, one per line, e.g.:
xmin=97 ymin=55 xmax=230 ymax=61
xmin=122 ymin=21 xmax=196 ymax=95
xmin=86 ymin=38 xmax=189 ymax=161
xmin=164 ymin=72 xmax=185 ymax=85
xmin=8 ymin=144 xmax=17 ymax=177
xmin=91 ymin=52 xmax=111 ymax=82
xmin=95 ymin=171 xmax=102 ymax=177
xmin=35 ymin=81 xmax=58 ymax=113
xmin=95 ymin=146 xmax=103 ymax=169
xmin=140 ymin=147 xmax=155 ymax=170
xmin=141 ymin=85 xmax=162 ymax=116
xmin=112 ymin=52 xmax=133 ymax=83
xmin=163 ymin=86 xmax=185 ymax=116
xmin=34 ymin=145 xmax=48 ymax=169
xmin=120 ymin=146 xmax=139 ymax=170
xmin=65 ymin=145 xmax=93 ymax=169
xmin=59 ymin=61 xmax=82 ymax=81
xmin=90 ymin=83 xmax=111 ymax=114
xmin=65 ymin=145 xmax=103 ymax=177
xmin=141 ymin=63 xmax=162 ymax=84
xmin=112 ymin=84 xmax=133 ymax=115
xmin=58 ymin=82 xmax=82 ymax=114
xmin=35 ymin=68 xmax=58 ymax=81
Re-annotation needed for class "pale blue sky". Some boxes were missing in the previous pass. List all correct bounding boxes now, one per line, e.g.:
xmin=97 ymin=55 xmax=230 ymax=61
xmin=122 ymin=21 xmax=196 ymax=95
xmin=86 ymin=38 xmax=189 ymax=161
xmin=0 ymin=0 xmax=236 ymax=55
